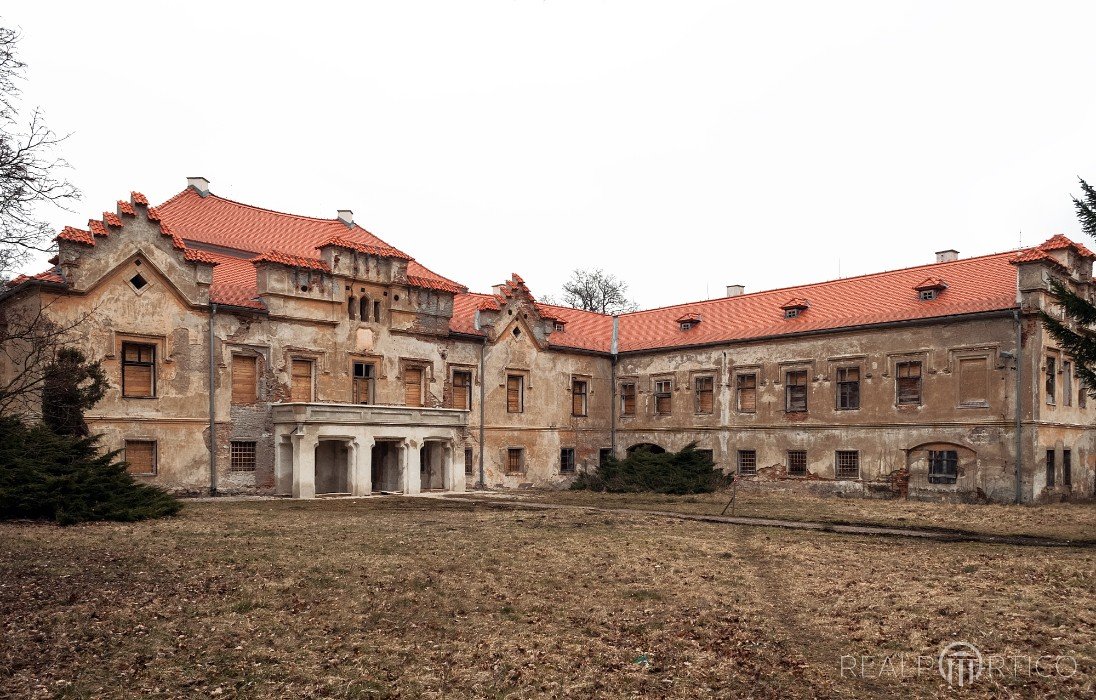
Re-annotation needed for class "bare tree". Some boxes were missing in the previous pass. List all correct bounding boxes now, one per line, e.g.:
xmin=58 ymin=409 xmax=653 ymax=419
xmin=0 ymin=24 xmax=79 ymax=280
xmin=548 ymin=268 xmax=639 ymax=315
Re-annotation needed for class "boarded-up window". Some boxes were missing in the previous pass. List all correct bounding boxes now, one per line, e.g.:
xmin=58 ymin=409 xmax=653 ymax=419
xmin=506 ymin=447 xmax=524 ymax=474
xmin=695 ymin=375 xmax=714 ymax=414
xmin=572 ymin=379 xmax=588 ymax=416
xmin=230 ymin=441 xmax=257 ymax=471
xmin=290 ymin=359 xmax=313 ymax=402
xmin=788 ymin=450 xmax=807 ymax=476
xmin=896 ymin=361 xmax=922 ymax=406
xmin=836 ymin=366 xmax=859 ymax=410
xmin=403 ymin=366 xmax=423 ymax=407
xmin=451 ymin=370 xmax=472 ymax=410
xmin=620 ymin=383 xmax=636 ymax=416
xmin=232 ymin=355 xmax=257 ymax=404
xmin=124 ymin=440 xmax=156 ymax=475
xmin=785 ymin=370 xmax=807 ymax=412
xmin=507 ymin=375 xmax=523 ymax=413
xmin=353 ymin=362 xmax=375 ymax=404
xmin=835 ymin=450 xmax=860 ymax=479
xmin=958 ymin=357 xmax=988 ymax=406
xmin=654 ymin=379 xmax=672 ymax=414
xmin=736 ymin=373 xmax=756 ymax=413
xmin=121 ymin=342 xmax=155 ymax=398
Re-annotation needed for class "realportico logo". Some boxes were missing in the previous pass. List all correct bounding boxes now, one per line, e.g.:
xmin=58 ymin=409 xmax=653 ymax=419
xmin=840 ymin=640 xmax=1078 ymax=687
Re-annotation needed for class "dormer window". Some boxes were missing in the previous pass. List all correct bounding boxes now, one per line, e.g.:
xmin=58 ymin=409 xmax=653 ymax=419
xmin=914 ymin=277 xmax=947 ymax=301
xmin=554 ymin=322 xmax=566 ymax=332
xmin=780 ymin=298 xmax=809 ymax=318
xmin=676 ymin=311 xmax=701 ymax=332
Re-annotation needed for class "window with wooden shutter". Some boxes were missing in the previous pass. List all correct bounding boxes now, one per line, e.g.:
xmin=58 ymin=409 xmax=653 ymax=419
xmin=403 ymin=366 xmax=423 ymax=407
xmin=654 ymin=379 xmax=672 ymax=414
xmin=506 ymin=448 xmax=524 ymax=474
xmin=124 ymin=440 xmax=157 ymax=475
xmin=785 ymin=370 xmax=807 ymax=412
xmin=695 ymin=376 xmax=714 ymax=414
xmin=232 ymin=355 xmax=258 ymax=404
xmin=121 ymin=342 xmax=155 ymax=398
xmin=506 ymin=375 xmax=523 ymax=413
xmin=451 ymin=370 xmax=472 ymax=410
xmin=353 ymin=362 xmax=375 ymax=404
xmin=896 ymin=361 xmax=922 ymax=406
xmin=736 ymin=373 xmax=756 ymax=413
xmin=572 ymin=379 xmax=588 ymax=416
xmin=958 ymin=357 xmax=988 ymax=406
xmin=620 ymin=383 xmax=636 ymax=416
xmin=290 ymin=359 xmax=313 ymax=402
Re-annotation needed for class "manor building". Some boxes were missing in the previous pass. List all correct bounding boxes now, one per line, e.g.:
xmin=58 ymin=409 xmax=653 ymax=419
xmin=2 ymin=177 xmax=1093 ymax=502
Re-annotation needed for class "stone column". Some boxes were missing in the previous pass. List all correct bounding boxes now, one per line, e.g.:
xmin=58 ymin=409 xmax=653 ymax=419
xmin=352 ymin=437 xmax=375 ymax=496
xmin=446 ymin=441 xmax=466 ymax=493
xmin=292 ymin=429 xmax=316 ymax=499
xmin=403 ymin=438 xmax=422 ymax=494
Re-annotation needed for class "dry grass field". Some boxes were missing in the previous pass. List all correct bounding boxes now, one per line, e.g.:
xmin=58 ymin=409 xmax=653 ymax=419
xmin=1 ymin=496 xmax=1093 ymax=699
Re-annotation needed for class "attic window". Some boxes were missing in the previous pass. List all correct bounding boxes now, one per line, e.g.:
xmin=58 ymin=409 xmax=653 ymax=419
xmin=784 ymin=309 xmax=799 ymax=319
xmin=919 ymin=289 xmax=938 ymax=301
xmin=680 ymin=321 xmax=694 ymax=331
xmin=129 ymin=273 xmax=148 ymax=291
xmin=554 ymin=322 xmax=566 ymax=332
xmin=675 ymin=312 xmax=701 ymax=331
xmin=914 ymin=277 xmax=947 ymax=301
xmin=780 ymin=298 xmax=809 ymax=318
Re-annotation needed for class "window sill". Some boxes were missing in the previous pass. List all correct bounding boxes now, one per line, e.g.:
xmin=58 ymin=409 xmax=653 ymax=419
xmin=122 ymin=395 xmax=158 ymax=400
xmin=957 ymin=402 xmax=989 ymax=409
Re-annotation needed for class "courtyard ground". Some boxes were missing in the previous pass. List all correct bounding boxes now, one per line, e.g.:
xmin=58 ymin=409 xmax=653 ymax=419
xmin=1 ymin=496 xmax=1093 ymax=698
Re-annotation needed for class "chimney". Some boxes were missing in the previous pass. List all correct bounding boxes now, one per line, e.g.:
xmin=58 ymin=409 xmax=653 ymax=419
xmin=187 ymin=176 xmax=210 ymax=197
xmin=491 ymin=283 xmax=506 ymax=296
xmin=337 ymin=209 xmax=354 ymax=227
xmin=935 ymin=249 xmax=959 ymax=263
xmin=726 ymin=284 xmax=745 ymax=297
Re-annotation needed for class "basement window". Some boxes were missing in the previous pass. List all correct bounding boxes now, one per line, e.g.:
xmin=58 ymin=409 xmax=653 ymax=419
xmin=927 ymin=450 xmax=958 ymax=484
xmin=787 ymin=450 xmax=807 ymax=477
xmin=230 ymin=441 xmax=257 ymax=472
xmin=835 ymin=450 xmax=860 ymax=479
xmin=560 ymin=448 xmax=576 ymax=474
xmin=506 ymin=448 xmax=525 ymax=475
xmin=124 ymin=440 xmax=157 ymax=475
xmin=737 ymin=449 xmax=757 ymax=476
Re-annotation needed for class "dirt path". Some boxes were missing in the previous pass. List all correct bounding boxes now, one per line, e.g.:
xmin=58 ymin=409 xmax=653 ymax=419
xmin=437 ymin=493 xmax=1096 ymax=548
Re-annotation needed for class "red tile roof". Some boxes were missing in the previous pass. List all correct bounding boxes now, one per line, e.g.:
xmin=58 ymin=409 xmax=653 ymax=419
xmin=1038 ymin=233 xmax=1095 ymax=258
xmin=913 ymin=276 xmax=948 ymax=291
xmin=1009 ymin=248 xmax=1068 ymax=270
xmin=253 ymin=249 xmax=331 ymax=272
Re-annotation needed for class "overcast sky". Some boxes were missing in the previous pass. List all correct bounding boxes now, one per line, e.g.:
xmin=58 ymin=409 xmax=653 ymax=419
xmin=6 ymin=1 xmax=1096 ymax=309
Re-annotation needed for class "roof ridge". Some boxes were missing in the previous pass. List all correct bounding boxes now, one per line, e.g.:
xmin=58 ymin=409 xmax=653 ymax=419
xmin=183 ymin=190 xmax=354 ymax=225
xmin=619 ymin=246 xmax=1032 ymax=318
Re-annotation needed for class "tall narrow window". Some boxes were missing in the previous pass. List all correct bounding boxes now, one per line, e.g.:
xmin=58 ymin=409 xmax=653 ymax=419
xmin=737 ymin=449 xmax=757 ymax=476
xmin=654 ymin=379 xmax=672 ymax=415
xmin=896 ymin=361 xmax=922 ymax=406
xmin=506 ymin=375 xmax=524 ymax=413
xmin=736 ymin=373 xmax=757 ymax=413
xmin=958 ymin=357 xmax=988 ymax=407
xmin=787 ymin=450 xmax=807 ymax=477
xmin=464 ymin=448 xmax=474 ymax=476
xmin=353 ymin=361 xmax=376 ymax=404
xmin=1046 ymin=449 xmax=1056 ymax=488
xmin=451 ymin=370 xmax=472 ymax=410
xmin=1063 ymin=449 xmax=1072 ymax=487
xmin=121 ymin=342 xmax=156 ymax=398
xmin=124 ymin=440 xmax=157 ymax=475
xmin=290 ymin=358 xmax=313 ymax=402
xmin=360 ymin=296 xmax=370 ymax=322
xmin=560 ymin=448 xmax=576 ymax=473
xmin=1046 ymin=357 xmax=1056 ymax=405
xmin=785 ymin=370 xmax=808 ymax=412
xmin=620 ymin=382 xmax=636 ymax=416
xmin=695 ymin=375 xmax=714 ymax=414
xmin=231 ymin=355 xmax=258 ymax=404
xmin=572 ymin=379 xmax=588 ymax=416
xmin=506 ymin=448 xmax=525 ymax=474
xmin=1064 ymin=361 xmax=1073 ymax=407
xmin=373 ymin=300 xmax=382 ymax=322
xmin=403 ymin=366 xmax=424 ymax=407
xmin=347 ymin=296 xmax=357 ymax=320
xmin=928 ymin=450 xmax=958 ymax=484
xmin=835 ymin=450 xmax=860 ymax=479
xmin=836 ymin=367 xmax=860 ymax=410
xmin=1081 ymin=377 xmax=1089 ymax=409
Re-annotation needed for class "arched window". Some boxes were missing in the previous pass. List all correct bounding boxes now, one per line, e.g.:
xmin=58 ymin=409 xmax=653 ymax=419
xmin=347 ymin=296 xmax=356 ymax=320
xmin=360 ymin=296 xmax=370 ymax=321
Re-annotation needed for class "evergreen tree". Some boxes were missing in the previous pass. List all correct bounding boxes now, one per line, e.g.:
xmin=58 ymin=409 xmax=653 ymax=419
xmin=41 ymin=347 xmax=107 ymax=436
xmin=1040 ymin=178 xmax=1096 ymax=393
xmin=571 ymin=443 xmax=728 ymax=494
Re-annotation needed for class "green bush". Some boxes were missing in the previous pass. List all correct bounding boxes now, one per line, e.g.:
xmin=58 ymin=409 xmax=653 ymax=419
xmin=570 ymin=443 xmax=729 ymax=494
xmin=0 ymin=416 xmax=181 ymax=525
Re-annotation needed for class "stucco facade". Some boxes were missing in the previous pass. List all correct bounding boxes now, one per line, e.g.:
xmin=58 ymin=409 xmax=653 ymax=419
xmin=2 ymin=181 xmax=1093 ymax=503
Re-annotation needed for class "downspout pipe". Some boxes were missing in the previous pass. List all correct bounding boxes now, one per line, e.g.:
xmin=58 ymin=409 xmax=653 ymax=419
xmin=208 ymin=302 xmax=218 ymax=496
xmin=610 ymin=315 xmax=619 ymax=456
xmin=1014 ymin=309 xmax=1023 ymax=504
xmin=478 ymin=336 xmax=487 ymax=489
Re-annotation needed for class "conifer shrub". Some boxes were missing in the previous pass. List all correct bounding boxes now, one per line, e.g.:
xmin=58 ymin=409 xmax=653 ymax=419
xmin=570 ymin=443 xmax=728 ymax=494
xmin=0 ymin=416 xmax=181 ymax=525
